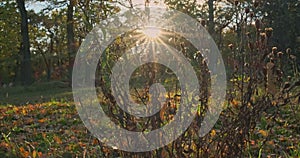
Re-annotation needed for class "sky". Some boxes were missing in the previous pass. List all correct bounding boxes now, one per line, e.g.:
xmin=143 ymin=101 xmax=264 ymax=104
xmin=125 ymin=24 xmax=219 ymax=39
xmin=26 ymin=0 xmax=157 ymax=12
xmin=26 ymin=1 xmax=51 ymax=12
xmin=27 ymin=0 xmax=205 ymax=13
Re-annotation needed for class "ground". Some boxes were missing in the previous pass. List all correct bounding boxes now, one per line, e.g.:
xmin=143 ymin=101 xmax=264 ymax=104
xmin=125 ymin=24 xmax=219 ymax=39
xmin=0 ymin=82 xmax=299 ymax=157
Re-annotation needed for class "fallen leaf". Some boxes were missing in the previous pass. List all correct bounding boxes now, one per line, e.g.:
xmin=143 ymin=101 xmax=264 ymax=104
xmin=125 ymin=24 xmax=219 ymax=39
xmin=160 ymin=105 xmax=167 ymax=121
xmin=54 ymin=135 xmax=62 ymax=144
xmin=32 ymin=150 xmax=37 ymax=158
xmin=161 ymin=148 xmax=169 ymax=157
xmin=92 ymin=138 xmax=99 ymax=145
xmin=231 ymin=99 xmax=239 ymax=108
xmin=258 ymin=130 xmax=268 ymax=137
xmin=210 ymin=129 xmax=216 ymax=137
xmin=79 ymin=142 xmax=86 ymax=148
xmin=19 ymin=147 xmax=30 ymax=157
xmin=38 ymin=118 xmax=47 ymax=123
xmin=38 ymin=152 xmax=43 ymax=157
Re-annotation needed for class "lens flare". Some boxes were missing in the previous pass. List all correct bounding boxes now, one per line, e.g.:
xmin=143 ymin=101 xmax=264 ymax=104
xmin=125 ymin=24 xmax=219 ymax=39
xmin=142 ymin=26 xmax=161 ymax=39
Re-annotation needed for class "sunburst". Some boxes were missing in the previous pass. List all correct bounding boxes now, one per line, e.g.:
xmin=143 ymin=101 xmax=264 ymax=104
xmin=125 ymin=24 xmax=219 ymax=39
xmin=142 ymin=26 xmax=162 ymax=39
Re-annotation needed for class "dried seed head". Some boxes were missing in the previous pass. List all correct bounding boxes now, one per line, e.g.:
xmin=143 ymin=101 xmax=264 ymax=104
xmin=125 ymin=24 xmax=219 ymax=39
xmin=276 ymin=69 xmax=283 ymax=76
xmin=283 ymin=82 xmax=290 ymax=89
xmin=201 ymin=19 xmax=206 ymax=27
xmin=246 ymin=32 xmax=251 ymax=38
xmin=272 ymin=47 xmax=278 ymax=54
xmin=277 ymin=51 xmax=283 ymax=58
xmin=235 ymin=0 xmax=239 ymax=6
xmin=260 ymin=33 xmax=266 ymax=42
xmin=228 ymin=44 xmax=234 ymax=50
xmin=245 ymin=7 xmax=250 ymax=14
xmin=255 ymin=19 xmax=260 ymax=30
xmin=286 ymin=48 xmax=292 ymax=54
xmin=265 ymin=27 xmax=273 ymax=38
xmin=250 ymin=12 xmax=254 ymax=18
xmin=268 ymin=52 xmax=275 ymax=61
xmin=289 ymin=55 xmax=297 ymax=61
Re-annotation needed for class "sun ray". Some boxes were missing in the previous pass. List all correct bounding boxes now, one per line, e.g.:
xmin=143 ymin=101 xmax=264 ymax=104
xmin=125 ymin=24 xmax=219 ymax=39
xmin=142 ymin=26 xmax=161 ymax=39
xmin=156 ymin=37 xmax=185 ymax=62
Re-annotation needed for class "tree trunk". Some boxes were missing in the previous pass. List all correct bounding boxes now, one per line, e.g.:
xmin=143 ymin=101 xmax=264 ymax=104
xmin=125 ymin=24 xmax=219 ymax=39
xmin=208 ymin=0 xmax=215 ymax=36
xmin=16 ymin=0 xmax=32 ymax=85
xmin=67 ymin=0 xmax=76 ymax=84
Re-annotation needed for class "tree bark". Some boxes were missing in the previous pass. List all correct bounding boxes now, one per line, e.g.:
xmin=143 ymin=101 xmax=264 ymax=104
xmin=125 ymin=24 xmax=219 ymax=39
xmin=67 ymin=0 xmax=76 ymax=84
xmin=208 ymin=0 xmax=215 ymax=36
xmin=16 ymin=0 xmax=32 ymax=85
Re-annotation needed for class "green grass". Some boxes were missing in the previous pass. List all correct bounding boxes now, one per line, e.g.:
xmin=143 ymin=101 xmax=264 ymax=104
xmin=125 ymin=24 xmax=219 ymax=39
xmin=0 ymin=81 xmax=72 ymax=105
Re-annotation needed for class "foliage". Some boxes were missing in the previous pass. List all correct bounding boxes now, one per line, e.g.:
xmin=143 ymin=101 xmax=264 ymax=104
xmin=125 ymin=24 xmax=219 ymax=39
xmin=0 ymin=0 xmax=299 ymax=157
xmin=0 ymin=1 xmax=21 ymax=83
xmin=0 ymin=0 xmax=122 ymax=84
xmin=257 ymin=0 xmax=300 ymax=51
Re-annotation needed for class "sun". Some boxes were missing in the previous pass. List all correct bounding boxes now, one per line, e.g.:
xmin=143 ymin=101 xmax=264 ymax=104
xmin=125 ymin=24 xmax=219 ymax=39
xmin=141 ymin=26 xmax=162 ymax=39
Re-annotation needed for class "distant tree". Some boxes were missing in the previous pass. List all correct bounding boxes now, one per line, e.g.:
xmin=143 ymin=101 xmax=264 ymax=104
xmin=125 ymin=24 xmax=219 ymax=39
xmin=258 ymin=0 xmax=300 ymax=51
xmin=207 ymin=0 xmax=215 ymax=35
xmin=16 ymin=0 xmax=33 ymax=85
xmin=66 ymin=0 xmax=76 ymax=83
xmin=0 ymin=1 xmax=21 ymax=83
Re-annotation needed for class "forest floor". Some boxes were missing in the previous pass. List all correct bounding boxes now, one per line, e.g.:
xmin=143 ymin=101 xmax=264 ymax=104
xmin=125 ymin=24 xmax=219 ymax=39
xmin=0 ymin=82 xmax=299 ymax=157
xmin=0 ymin=82 xmax=104 ymax=157
xmin=0 ymin=81 xmax=72 ymax=105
